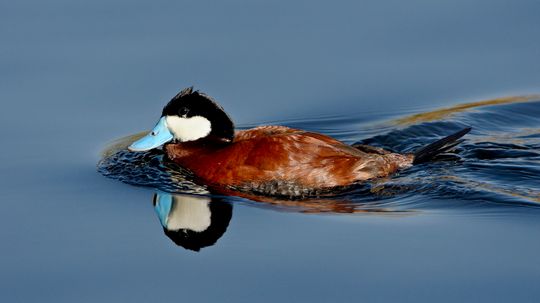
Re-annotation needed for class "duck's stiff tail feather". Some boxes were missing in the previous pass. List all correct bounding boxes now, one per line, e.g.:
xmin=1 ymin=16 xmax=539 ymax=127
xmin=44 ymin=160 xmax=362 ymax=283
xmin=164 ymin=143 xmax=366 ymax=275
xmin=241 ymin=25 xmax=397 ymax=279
xmin=412 ymin=127 xmax=472 ymax=164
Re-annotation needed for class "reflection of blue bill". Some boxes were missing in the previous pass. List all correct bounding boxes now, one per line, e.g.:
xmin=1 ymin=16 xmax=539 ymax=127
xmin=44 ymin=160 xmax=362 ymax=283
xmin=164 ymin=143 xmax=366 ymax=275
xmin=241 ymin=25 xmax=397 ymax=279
xmin=154 ymin=192 xmax=173 ymax=228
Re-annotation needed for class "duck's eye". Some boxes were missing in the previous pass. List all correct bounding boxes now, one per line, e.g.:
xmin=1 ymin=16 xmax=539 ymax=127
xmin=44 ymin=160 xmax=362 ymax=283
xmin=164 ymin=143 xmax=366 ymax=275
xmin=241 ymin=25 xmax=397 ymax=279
xmin=151 ymin=131 xmax=157 ymax=136
xmin=179 ymin=107 xmax=189 ymax=117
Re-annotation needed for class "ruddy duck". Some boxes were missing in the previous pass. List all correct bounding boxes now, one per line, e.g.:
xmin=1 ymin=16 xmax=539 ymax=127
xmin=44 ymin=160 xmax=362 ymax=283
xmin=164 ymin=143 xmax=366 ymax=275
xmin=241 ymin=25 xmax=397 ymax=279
xmin=128 ymin=87 xmax=471 ymax=198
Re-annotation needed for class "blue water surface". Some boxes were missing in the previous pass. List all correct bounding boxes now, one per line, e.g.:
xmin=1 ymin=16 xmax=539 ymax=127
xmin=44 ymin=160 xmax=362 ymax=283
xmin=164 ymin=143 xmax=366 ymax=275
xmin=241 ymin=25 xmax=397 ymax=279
xmin=2 ymin=1 xmax=540 ymax=302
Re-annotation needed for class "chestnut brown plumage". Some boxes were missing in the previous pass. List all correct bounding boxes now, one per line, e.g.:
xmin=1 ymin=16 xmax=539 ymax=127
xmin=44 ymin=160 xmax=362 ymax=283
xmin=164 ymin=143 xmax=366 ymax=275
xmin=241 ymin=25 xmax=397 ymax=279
xmin=164 ymin=126 xmax=414 ymax=197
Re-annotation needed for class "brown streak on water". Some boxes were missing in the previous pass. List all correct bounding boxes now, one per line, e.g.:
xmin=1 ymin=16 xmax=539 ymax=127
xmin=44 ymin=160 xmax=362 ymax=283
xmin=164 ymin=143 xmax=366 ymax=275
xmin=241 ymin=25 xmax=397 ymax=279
xmin=394 ymin=95 xmax=540 ymax=125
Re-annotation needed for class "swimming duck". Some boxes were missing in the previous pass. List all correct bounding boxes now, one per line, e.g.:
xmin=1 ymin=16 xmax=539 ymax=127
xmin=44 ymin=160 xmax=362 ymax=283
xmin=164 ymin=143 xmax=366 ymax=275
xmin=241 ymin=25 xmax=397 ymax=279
xmin=128 ymin=87 xmax=471 ymax=198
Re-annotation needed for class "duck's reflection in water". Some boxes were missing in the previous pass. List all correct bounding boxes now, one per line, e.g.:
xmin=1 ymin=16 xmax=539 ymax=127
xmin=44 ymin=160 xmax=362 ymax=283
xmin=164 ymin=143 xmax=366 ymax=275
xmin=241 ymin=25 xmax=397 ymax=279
xmin=152 ymin=192 xmax=233 ymax=252
xmin=152 ymin=190 xmax=414 ymax=251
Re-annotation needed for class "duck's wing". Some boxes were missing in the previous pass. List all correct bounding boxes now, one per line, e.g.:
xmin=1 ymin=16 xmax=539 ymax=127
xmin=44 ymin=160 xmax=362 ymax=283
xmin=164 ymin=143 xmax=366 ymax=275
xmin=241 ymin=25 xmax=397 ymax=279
xmin=235 ymin=131 xmax=406 ymax=184
xmin=350 ymin=144 xmax=392 ymax=155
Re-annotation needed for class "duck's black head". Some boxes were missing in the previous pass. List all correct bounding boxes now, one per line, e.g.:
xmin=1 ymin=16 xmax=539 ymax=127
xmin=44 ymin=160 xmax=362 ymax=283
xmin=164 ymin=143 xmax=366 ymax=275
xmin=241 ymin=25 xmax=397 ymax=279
xmin=129 ymin=87 xmax=235 ymax=152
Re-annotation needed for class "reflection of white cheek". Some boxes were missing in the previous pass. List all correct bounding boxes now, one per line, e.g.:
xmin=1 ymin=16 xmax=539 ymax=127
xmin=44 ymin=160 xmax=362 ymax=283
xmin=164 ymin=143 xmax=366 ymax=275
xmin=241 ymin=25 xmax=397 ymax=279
xmin=166 ymin=115 xmax=211 ymax=142
xmin=166 ymin=195 xmax=212 ymax=232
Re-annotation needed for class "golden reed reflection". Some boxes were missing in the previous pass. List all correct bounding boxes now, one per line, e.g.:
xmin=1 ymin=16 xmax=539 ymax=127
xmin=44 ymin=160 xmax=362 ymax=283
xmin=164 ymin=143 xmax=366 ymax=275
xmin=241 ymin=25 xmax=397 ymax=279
xmin=393 ymin=95 xmax=540 ymax=125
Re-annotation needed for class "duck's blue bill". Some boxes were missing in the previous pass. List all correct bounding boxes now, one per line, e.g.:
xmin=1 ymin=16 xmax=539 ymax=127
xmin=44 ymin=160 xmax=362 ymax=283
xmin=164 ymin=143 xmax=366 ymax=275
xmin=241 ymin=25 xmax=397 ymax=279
xmin=154 ymin=192 xmax=173 ymax=228
xmin=128 ymin=117 xmax=173 ymax=151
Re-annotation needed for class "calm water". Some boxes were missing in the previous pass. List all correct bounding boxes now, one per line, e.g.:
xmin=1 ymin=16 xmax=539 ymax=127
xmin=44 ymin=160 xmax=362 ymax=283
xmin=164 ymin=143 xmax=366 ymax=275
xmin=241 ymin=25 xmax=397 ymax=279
xmin=2 ymin=1 xmax=540 ymax=302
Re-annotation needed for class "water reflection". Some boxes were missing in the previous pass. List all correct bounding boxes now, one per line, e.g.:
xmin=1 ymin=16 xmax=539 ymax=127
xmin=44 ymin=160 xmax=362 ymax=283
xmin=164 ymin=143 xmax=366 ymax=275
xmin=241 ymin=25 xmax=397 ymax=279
xmin=153 ymin=192 xmax=233 ymax=251
xmin=152 ymin=190 xmax=416 ymax=251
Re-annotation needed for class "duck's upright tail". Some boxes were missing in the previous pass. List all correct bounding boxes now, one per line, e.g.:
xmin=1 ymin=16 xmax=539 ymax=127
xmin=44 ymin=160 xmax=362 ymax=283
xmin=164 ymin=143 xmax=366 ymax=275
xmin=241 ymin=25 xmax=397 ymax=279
xmin=412 ymin=127 xmax=472 ymax=164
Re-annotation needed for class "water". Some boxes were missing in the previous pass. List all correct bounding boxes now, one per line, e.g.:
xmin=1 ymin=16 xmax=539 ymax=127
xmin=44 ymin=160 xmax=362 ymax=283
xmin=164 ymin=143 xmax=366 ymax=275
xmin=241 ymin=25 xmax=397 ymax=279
xmin=2 ymin=0 xmax=540 ymax=302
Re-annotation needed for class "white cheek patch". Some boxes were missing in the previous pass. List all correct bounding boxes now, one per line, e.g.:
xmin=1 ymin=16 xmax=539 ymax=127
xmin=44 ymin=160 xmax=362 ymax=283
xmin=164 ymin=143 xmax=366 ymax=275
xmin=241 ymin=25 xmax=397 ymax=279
xmin=166 ymin=195 xmax=212 ymax=233
xmin=165 ymin=115 xmax=212 ymax=142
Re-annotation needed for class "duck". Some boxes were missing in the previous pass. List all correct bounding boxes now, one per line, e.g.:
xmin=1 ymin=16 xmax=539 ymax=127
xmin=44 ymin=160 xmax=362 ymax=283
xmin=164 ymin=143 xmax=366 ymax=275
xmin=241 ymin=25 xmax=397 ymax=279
xmin=128 ymin=87 xmax=471 ymax=198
